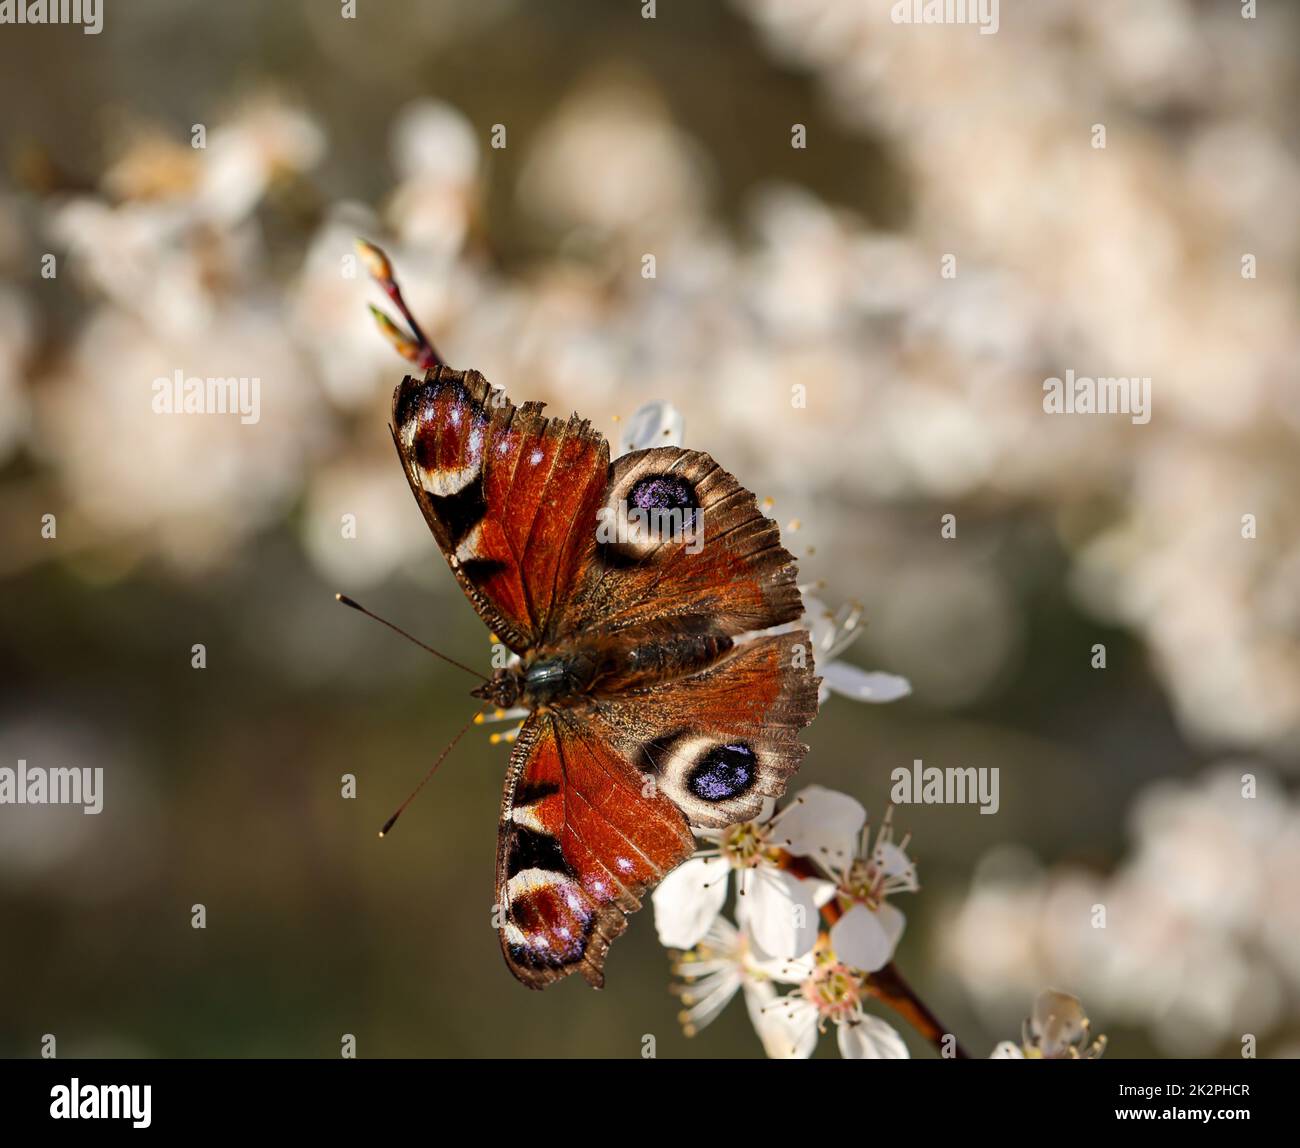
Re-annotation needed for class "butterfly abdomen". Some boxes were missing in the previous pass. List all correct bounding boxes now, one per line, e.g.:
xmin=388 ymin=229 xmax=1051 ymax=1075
xmin=591 ymin=630 xmax=734 ymax=694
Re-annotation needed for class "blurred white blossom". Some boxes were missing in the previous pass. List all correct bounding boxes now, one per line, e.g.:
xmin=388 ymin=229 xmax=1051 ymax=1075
xmin=991 ymin=989 xmax=1106 ymax=1060
xmin=37 ymin=308 xmax=319 ymax=572
xmin=517 ymin=77 xmax=710 ymax=243
xmin=0 ymin=287 xmax=33 ymax=462
xmin=195 ymin=99 xmax=326 ymax=227
xmin=942 ymin=767 xmax=1300 ymax=1056
xmin=387 ymin=99 xmax=481 ymax=255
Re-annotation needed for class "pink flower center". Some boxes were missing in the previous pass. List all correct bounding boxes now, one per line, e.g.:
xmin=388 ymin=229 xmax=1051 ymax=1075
xmin=800 ymin=961 xmax=862 ymax=1022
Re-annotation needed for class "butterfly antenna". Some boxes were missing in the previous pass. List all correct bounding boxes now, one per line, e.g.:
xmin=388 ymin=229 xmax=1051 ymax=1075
xmin=356 ymin=238 xmax=445 ymax=371
xmin=378 ymin=703 xmax=487 ymax=838
xmin=335 ymin=594 xmax=487 ymax=683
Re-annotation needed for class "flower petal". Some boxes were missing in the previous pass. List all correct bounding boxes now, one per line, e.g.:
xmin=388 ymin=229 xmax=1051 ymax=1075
xmin=747 ymin=936 xmax=818 ymax=985
xmin=875 ymin=841 xmax=916 ymax=883
xmin=617 ymin=401 xmax=685 ymax=455
xmin=651 ymin=855 xmax=729 ymax=949
xmin=800 ymin=594 xmax=829 ymax=625
xmin=771 ymin=785 xmax=866 ymax=872
xmin=738 ymin=866 xmax=820 ymax=958
xmin=876 ymin=900 xmax=906 ymax=948
xmin=754 ymin=995 xmax=820 ymax=1059
xmin=810 ymin=877 xmax=840 ymax=907
xmin=830 ymin=902 xmax=905 ymax=972
xmin=822 ymin=662 xmax=912 ymax=703
xmin=740 ymin=979 xmax=782 ymax=1055
xmin=799 ymin=595 xmax=835 ymax=652
xmin=837 ymin=1015 xmax=910 ymax=1059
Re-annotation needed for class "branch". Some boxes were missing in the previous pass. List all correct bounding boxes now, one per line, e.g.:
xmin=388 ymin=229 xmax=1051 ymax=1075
xmin=356 ymin=239 xmax=444 ymax=371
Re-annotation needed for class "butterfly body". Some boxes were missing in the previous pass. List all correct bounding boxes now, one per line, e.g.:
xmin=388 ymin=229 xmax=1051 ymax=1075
xmin=391 ymin=365 xmax=819 ymax=988
xmin=474 ymin=629 xmax=736 ymax=711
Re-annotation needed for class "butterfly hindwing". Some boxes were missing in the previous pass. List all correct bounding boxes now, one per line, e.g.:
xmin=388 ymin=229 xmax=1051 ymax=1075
xmin=496 ymin=710 xmax=696 ymax=989
xmin=495 ymin=631 xmax=818 ymax=988
xmin=589 ymin=630 xmax=820 ymax=830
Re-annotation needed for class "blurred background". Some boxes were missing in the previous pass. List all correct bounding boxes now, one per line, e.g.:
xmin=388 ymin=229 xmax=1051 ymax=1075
xmin=1 ymin=0 xmax=1299 ymax=1059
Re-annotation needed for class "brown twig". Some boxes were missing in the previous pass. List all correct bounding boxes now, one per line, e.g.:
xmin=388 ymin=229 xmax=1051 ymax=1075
xmin=868 ymin=961 xmax=967 ymax=1059
xmin=356 ymin=239 xmax=444 ymax=371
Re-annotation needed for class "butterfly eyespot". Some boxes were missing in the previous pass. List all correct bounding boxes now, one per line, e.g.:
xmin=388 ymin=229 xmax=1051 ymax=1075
xmin=598 ymin=470 xmax=703 ymax=559
xmin=627 ymin=475 xmax=698 ymax=528
xmin=504 ymin=872 xmax=596 ymax=970
xmin=686 ymin=743 xmax=757 ymax=802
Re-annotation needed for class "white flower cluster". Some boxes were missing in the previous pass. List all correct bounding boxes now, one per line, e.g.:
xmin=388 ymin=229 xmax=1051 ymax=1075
xmin=652 ymin=785 xmax=918 ymax=1058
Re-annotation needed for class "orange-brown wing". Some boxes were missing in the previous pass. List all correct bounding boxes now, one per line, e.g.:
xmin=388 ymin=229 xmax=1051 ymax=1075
xmin=588 ymin=629 xmax=819 ymax=829
xmin=496 ymin=710 xmax=695 ymax=989
xmin=396 ymin=371 xmax=801 ymax=649
xmin=392 ymin=367 xmax=609 ymax=652
xmin=496 ymin=631 xmax=818 ymax=988
xmin=563 ymin=446 xmax=805 ymax=640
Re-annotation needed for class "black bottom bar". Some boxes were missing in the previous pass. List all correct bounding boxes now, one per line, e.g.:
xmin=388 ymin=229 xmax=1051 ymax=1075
xmin=0 ymin=1057 xmax=1288 ymax=1133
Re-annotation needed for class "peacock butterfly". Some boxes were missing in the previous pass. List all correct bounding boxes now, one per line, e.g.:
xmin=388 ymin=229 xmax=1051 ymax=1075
xmin=359 ymin=246 xmax=819 ymax=989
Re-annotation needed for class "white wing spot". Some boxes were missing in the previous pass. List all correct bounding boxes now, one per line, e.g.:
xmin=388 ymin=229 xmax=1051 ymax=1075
xmin=419 ymin=459 xmax=479 ymax=496
xmin=453 ymin=522 xmax=485 ymax=563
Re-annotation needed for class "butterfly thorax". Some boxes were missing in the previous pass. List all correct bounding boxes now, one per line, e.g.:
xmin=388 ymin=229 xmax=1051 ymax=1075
xmin=473 ymin=629 xmax=735 ymax=713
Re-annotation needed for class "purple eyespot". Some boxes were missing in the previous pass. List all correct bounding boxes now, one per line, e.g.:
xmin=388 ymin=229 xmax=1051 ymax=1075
xmin=687 ymin=743 xmax=756 ymax=802
xmin=628 ymin=475 xmax=697 ymax=529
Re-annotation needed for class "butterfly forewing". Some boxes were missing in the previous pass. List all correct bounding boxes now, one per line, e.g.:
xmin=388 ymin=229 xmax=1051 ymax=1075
xmin=392 ymin=367 xmax=610 ymax=652
xmin=566 ymin=446 xmax=806 ymax=640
